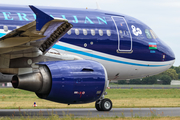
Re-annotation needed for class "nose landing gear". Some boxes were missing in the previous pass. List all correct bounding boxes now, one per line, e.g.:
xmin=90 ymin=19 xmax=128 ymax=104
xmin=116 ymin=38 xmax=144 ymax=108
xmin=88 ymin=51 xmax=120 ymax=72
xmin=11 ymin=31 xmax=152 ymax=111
xmin=95 ymin=98 xmax=112 ymax=111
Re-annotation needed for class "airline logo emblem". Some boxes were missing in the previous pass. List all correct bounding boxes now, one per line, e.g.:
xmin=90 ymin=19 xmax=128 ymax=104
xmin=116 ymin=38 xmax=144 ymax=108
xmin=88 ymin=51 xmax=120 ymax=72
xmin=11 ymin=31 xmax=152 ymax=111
xmin=131 ymin=25 xmax=142 ymax=36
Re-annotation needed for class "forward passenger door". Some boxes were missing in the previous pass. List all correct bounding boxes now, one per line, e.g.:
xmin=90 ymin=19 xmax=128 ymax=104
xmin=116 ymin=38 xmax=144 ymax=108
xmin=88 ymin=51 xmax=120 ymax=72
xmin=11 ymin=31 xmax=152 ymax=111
xmin=111 ymin=16 xmax=132 ymax=53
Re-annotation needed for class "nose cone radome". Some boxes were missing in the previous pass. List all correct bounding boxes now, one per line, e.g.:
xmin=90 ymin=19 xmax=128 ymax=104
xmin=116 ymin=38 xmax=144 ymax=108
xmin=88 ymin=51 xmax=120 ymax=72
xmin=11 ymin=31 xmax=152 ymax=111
xmin=167 ymin=46 xmax=175 ymax=61
xmin=159 ymin=40 xmax=175 ymax=62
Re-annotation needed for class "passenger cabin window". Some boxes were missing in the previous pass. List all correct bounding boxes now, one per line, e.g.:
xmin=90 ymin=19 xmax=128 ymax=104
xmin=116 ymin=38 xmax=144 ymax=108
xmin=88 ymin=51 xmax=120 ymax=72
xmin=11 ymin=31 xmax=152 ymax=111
xmin=75 ymin=29 xmax=79 ymax=35
xmin=107 ymin=30 xmax=111 ymax=36
xmin=3 ymin=25 xmax=8 ymax=32
xmin=83 ymin=29 xmax=87 ymax=36
xmin=99 ymin=29 xmax=103 ymax=36
xmin=67 ymin=29 xmax=71 ymax=35
xmin=145 ymin=29 xmax=152 ymax=39
xmin=91 ymin=29 xmax=95 ymax=36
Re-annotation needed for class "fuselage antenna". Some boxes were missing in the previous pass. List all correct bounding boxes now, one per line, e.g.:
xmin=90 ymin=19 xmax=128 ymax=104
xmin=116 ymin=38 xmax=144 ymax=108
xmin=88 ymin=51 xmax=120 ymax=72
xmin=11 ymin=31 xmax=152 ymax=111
xmin=96 ymin=2 xmax=101 ymax=10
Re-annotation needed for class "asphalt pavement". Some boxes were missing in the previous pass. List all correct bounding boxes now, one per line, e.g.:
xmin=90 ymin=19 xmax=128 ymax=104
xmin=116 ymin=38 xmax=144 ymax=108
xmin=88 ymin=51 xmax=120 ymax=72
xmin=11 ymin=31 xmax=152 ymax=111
xmin=0 ymin=108 xmax=180 ymax=117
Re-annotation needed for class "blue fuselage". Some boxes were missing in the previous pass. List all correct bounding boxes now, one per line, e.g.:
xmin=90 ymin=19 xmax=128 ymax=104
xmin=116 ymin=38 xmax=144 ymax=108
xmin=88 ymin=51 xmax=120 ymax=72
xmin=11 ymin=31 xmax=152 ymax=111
xmin=0 ymin=5 xmax=175 ymax=63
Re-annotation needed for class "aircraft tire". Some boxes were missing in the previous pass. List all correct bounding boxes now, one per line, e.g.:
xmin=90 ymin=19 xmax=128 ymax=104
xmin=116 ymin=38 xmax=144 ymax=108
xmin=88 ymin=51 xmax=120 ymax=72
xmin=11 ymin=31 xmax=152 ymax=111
xmin=101 ymin=98 xmax=112 ymax=111
xmin=95 ymin=100 xmax=102 ymax=111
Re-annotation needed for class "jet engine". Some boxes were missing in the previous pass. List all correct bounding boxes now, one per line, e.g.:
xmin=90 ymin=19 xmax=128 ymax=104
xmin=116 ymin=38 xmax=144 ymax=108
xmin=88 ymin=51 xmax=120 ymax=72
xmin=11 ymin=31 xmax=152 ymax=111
xmin=12 ymin=60 xmax=108 ymax=104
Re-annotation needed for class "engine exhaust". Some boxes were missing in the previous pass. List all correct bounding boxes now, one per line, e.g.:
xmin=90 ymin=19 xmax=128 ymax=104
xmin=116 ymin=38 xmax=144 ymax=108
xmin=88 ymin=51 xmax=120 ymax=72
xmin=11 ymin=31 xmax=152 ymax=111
xmin=11 ymin=66 xmax=52 ymax=97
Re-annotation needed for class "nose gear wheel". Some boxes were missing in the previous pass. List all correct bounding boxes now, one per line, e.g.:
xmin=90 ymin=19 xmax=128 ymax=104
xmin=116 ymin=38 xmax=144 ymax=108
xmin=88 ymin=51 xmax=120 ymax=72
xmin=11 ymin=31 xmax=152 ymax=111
xmin=95 ymin=98 xmax=112 ymax=111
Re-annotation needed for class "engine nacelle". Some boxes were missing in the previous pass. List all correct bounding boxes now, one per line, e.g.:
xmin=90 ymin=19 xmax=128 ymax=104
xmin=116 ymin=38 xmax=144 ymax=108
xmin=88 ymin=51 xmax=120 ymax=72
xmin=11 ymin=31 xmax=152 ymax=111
xmin=12 ymin=60 xmax=108 ymax=104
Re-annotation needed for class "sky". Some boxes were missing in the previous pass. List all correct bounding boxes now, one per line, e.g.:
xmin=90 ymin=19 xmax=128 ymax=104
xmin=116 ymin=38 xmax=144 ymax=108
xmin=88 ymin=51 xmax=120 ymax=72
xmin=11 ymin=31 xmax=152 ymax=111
xmin=1 ymin=0 xmax=180 ymax=66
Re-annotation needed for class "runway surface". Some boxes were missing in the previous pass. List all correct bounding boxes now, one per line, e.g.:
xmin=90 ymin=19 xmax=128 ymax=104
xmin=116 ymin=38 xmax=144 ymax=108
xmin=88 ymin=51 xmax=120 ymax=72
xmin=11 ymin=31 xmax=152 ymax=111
xmin=0 ymin=108 xmax=180 ymax=117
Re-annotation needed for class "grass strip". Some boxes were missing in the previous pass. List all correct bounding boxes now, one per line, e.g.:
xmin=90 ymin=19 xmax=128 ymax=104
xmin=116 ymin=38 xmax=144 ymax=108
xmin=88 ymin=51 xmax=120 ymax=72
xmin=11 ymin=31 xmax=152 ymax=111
xmin=0 ymin=88 xmax=180 ymax=109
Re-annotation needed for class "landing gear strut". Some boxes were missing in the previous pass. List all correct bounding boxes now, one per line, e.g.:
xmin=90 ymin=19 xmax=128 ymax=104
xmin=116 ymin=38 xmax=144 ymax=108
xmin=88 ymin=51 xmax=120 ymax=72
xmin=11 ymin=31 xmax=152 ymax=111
xmin=95 ymin=98 xmax=112 ymax=111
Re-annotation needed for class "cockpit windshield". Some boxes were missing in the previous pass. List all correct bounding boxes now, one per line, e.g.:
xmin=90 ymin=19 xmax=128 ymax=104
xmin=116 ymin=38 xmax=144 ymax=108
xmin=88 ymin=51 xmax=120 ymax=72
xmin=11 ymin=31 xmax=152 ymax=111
xmin=145 ymin=29 xmax=158 ymax=39
xmin=145 ymin=29 xmax=152 ymax=39
xmin=150 ymin=30 xmax=158 ymax=39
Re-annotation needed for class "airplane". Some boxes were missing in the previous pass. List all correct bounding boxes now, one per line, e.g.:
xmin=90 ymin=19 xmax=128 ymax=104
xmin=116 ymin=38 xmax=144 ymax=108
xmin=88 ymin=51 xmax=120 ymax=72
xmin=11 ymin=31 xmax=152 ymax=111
xmin=0 ymin=4 xmax=175 ymax=111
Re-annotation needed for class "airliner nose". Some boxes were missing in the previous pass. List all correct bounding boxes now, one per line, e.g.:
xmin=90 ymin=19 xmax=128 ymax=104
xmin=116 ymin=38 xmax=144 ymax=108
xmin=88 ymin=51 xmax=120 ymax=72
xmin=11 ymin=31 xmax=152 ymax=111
xmin=160 ymin=41 xmax=175 ymax=62
xmin=166 ymin=47 xmax=175 ymax=61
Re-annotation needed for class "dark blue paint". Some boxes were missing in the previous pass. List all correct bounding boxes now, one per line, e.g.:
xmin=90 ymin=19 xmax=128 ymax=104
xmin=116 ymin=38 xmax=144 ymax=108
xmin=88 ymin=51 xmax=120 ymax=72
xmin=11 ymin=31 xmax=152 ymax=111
xmin=38 ymin=60 xmax=106 ymax=104
xmin=0 ymin=5 xmax=175 ymax=62
xmin=29 ymin=5 xmax=54 ymax=31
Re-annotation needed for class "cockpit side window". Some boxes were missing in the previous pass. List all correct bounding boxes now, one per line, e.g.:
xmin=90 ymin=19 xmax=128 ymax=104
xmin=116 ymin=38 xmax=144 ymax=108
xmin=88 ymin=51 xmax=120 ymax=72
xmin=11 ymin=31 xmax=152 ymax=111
xmin=150 ymin=30 xmax=158 ymax=39
xmin=145 ymin=29 xmax=152 ymax=39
